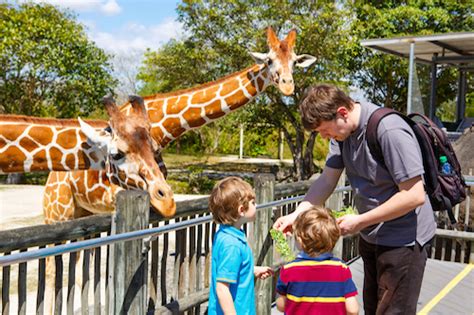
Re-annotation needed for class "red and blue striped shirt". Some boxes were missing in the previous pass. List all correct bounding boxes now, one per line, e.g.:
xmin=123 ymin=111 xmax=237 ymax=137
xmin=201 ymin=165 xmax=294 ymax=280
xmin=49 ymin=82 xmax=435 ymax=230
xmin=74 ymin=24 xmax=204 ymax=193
xmin=276 ymin=252 xmax=357 ymax=314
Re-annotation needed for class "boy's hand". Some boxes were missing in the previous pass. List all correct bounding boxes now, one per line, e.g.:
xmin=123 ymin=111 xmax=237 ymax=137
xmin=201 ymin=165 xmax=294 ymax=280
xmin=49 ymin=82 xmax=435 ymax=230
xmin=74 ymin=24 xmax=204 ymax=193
xmin=254 ymin=266 xmax=273 ymax=279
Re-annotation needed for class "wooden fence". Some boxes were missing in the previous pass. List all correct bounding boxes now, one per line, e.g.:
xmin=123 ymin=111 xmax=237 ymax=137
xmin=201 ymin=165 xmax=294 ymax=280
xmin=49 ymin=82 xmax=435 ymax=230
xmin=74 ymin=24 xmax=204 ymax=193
xmin=0 ymin=175 xmax=472 ymax=314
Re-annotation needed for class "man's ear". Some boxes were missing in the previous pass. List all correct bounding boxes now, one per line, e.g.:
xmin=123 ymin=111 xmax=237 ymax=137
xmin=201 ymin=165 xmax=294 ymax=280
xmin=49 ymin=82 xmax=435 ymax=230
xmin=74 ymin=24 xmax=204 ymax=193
xmin=336 ymin=106 xmax=349 ymax=118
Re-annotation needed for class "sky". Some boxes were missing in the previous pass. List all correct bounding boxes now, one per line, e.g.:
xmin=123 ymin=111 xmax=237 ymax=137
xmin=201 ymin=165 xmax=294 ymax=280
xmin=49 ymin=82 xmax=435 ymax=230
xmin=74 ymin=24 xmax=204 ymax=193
xmin=27 ymin=0 xmax=184 ymax=56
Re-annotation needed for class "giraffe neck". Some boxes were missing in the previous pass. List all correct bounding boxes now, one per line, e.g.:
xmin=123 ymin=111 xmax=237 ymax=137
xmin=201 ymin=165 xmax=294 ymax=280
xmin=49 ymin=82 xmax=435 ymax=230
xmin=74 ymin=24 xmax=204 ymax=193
xmin=122 ymin=64 xmax=270 ymax=147
xmin=0 ymin=115 xmax=108 ymax=173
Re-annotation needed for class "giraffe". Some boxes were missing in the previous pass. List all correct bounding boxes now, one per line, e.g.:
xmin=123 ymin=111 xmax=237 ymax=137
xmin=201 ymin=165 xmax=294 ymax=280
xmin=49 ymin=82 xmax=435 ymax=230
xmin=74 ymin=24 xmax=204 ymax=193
xmin=0 ymin=96 xmax=176 ymax=218
xmin=43 ymin=27 xmax=316 ymax=225
xmin=0 ymin=96 xmax=176 ymax=314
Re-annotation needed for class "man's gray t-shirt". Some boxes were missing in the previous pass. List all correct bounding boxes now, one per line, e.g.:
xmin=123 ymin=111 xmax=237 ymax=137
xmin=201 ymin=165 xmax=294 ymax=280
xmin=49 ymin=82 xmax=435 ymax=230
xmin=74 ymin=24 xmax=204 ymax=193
xmin=326 ymin=101 xmax=436 ymax=247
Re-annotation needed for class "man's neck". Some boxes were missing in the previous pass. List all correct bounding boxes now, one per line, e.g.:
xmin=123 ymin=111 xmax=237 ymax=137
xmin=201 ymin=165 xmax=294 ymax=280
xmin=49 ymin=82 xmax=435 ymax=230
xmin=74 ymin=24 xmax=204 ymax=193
xmin=350 ymin=102 xmax=362 ymax=133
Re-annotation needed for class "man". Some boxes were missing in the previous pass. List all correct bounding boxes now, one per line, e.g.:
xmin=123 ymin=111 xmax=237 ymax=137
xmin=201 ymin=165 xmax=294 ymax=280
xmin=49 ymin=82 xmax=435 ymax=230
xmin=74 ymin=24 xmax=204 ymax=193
xmin=273 ymin=84 xmax=436 ymax=315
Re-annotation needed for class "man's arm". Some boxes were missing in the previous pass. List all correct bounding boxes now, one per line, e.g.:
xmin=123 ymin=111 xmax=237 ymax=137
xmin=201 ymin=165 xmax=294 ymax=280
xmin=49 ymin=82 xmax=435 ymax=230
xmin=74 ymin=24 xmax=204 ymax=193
xmin=338 ymin=175 xmax=426 ymax=235
xmin=216 ymin=282 xmax=236 ymax=314
xmin=273 ymin=166 xmax=343 ymax=232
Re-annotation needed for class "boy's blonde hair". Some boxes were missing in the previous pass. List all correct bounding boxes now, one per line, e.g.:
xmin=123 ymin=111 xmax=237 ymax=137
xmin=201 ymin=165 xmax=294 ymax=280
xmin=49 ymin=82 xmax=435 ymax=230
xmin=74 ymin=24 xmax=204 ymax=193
xmin=209 ymin=176 xmax=256 ymax=225
xmin=293 ymin=206 xmax=340 ymax=256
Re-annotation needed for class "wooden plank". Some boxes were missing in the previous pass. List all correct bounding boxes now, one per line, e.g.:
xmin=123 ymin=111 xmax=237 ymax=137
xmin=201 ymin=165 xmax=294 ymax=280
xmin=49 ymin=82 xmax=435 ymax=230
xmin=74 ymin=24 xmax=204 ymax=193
xmin=104 ymin=232 xmax=111 ymax=315
xmin=82 ymin=246 xmax=90 ymax=315
xmin=2 ymin=257 xmax=10 ymax=315
xmin=112 ymin=190 xmax=150 ymax=315
xmin=94 ymin=245 xmax=101 ymax=315
xmin=67 ymin=249 xmax=77 ymax=315
xmin=204 ymin=220 xmax=211 ymax=289
xmin=189 ymin=215 xmax=197 ymax=299
xmin=18 ymin=249 xmax=27 ymax=315
xmin=251 ymin=174 xmax=275 ymax=315
xmin=54 ymin=252 xmax=63 ymax=315
xmin=194 ymin=214 xmax=204 ymax=314
xmin=148 ymin=222 xmax=159 ymax=313
xmin=36 ymin=253 xmax=46 ymax=315
xmin=160 ymin=221 xmax=169 ymax=305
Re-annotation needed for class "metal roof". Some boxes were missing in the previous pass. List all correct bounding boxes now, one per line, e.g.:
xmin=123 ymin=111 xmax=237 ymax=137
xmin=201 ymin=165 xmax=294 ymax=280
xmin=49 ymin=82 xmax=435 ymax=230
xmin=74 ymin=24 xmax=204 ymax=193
xmin=361 ymin=32 xmax=474 ymax=64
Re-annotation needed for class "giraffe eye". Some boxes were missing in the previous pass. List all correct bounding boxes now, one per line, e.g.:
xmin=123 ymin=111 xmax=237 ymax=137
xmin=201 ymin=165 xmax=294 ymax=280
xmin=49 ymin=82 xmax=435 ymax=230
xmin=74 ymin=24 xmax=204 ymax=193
xmin=267 ymin=58 xmax=273 ymax=66
xmin=111 ymin=150 xmax=125 ymax=160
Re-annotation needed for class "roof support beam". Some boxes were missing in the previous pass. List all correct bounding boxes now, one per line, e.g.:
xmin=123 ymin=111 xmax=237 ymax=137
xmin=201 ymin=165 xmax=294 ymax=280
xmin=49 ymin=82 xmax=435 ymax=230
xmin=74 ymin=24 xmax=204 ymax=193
xmin=430 ymin=40 xmax=472 ymax=56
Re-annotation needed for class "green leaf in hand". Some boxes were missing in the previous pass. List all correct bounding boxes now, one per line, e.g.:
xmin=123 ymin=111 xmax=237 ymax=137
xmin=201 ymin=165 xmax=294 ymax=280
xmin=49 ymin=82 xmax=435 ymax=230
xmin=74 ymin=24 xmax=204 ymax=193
xmin=331 ymin=205 xmax=357 ymax=218
xmin=270 ymin=228 xmax=296 ymax=262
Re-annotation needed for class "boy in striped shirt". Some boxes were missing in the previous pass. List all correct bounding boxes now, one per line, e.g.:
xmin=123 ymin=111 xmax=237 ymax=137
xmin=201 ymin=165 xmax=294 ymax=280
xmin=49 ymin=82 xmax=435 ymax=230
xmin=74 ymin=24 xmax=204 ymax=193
xmin=276 ymin=206 xmax=359 ymax=315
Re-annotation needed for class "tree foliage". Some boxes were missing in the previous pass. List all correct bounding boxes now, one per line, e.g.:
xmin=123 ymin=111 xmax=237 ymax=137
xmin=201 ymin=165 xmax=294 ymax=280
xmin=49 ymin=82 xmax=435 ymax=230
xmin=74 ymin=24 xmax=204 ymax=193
xmin=0 ymin=3 xmax=116 ymax=118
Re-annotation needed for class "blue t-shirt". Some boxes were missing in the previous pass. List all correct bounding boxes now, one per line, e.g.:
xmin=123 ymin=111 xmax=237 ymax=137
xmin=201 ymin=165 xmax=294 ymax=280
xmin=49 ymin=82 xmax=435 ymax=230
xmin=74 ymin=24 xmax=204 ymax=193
xmin=208 ymin=225 xmax=255 ymax=315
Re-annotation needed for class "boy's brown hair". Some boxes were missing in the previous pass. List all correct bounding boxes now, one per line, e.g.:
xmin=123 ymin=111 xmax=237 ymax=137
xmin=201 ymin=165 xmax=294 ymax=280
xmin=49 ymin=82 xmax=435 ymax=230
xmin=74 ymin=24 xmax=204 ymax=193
xmin=209 ymin=176 xmax=256 ymax=225
xmin=299 ymin=84 xmax=354 ymax=130
xmin=293 ymin=206 xmax=340 ymax=257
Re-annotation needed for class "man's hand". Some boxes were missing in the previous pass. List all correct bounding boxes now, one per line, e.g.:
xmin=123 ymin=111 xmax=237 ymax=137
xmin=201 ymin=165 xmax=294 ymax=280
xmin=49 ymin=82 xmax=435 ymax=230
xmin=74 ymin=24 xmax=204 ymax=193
xmin=336 ymin=214 xmax=362 ymax=235
xmin=254 ymin=266 xmax=273 ymax=280
xmin=272 ymin=212 xmax=297 ymax=235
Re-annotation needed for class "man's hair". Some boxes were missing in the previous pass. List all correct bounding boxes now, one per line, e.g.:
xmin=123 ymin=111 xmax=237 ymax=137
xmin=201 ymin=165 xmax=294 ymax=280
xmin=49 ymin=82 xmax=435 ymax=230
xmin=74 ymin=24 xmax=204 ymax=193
xmin=299 ymin=84 xmax=354 ymax=130
xmin=209 ymin=176 xmax=256 ymax=225
xmin=293 ymin=206 xmax=340 ymax=256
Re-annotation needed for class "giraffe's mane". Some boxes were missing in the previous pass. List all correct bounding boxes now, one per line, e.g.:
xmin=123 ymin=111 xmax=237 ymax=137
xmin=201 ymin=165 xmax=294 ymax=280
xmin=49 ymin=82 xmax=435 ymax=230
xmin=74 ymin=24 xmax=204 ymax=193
xmin=0 ymin=114 xmax=108 ymax=128
xmin=119 ymin=64 xmax=263 ymax=109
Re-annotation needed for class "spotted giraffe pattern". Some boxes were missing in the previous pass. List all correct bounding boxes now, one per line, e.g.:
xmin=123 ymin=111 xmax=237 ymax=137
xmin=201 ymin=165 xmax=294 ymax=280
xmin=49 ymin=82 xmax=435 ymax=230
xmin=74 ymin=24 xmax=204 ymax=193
xmin=43 ymin=27 xmax=316 ymax=222
xmin=0 ymin=116 xmax=108 ymax=173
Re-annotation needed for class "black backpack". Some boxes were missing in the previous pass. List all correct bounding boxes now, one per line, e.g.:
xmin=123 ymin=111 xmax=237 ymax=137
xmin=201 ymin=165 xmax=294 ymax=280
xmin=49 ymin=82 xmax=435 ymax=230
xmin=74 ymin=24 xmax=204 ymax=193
xmin=366 ymin=107 xmax=467 ymax=224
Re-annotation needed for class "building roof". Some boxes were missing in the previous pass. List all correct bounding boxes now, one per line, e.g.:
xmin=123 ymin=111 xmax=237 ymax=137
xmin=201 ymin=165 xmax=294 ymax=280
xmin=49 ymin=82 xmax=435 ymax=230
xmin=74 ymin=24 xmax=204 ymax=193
xmin=361 ymin=32 xmax=474 ymax=64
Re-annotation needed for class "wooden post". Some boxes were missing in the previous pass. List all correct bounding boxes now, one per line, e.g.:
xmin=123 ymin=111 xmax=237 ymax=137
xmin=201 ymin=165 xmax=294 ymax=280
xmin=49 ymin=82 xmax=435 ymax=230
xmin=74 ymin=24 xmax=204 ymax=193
xmin=326 ymin=172 xmax=346 ymax=259
xmin=110 ymin=190 xmax=149 ymax=315
xmin=250 ymin=174 xmax=275 ymax=315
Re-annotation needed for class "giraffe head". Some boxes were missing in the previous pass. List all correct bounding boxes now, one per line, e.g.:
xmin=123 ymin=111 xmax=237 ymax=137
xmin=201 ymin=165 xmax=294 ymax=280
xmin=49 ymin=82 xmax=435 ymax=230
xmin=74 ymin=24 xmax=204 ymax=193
xmin=79 ymin=96 xmax=176 ymax=217
xmin=250 ymin=27 xmax=316 ymax=95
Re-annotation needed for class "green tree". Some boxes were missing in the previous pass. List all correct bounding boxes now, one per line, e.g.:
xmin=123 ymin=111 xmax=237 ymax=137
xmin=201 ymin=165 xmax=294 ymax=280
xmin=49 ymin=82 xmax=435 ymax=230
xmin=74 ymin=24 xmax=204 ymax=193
xmin=348 ymin=1 xmax=474 ymax=116
xmin=138 ymin=0 xmax=355 ymax=179
xmin=0 ymin=3 xmax=117 ymax=118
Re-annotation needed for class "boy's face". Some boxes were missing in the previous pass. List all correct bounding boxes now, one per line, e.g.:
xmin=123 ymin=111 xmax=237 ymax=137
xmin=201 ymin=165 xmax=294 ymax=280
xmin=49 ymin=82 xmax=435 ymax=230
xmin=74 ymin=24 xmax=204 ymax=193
xmin=241 ymin=199 xmax=257 ymax=222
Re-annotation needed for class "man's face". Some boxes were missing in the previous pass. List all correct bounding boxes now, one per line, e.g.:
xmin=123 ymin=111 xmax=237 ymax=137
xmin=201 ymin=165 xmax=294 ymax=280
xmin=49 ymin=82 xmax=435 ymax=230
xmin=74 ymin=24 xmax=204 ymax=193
xmin=314 ymin=118 xmax=349 ymax=141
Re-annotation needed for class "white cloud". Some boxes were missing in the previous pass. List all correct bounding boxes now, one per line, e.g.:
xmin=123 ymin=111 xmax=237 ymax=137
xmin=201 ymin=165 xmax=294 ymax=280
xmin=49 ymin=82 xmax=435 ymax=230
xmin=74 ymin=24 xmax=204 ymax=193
xmin=26 ymin=0 xmax=122 ymax=16
xmin=89 ymin=18 xmax=184 ymax=56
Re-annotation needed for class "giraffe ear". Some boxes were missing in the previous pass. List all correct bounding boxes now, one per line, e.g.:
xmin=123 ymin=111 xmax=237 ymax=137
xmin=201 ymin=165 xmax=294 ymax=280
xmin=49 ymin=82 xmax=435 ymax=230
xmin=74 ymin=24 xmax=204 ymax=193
xmin=78 ymin=117 xmax=111 ymax=148
xmin=285 ymin=29 xmax=297 ymax=51
xmin=295 ymin=54 xmax=317 ymax=68
xmin=103 ymin=96 xmax=121 ymax=120
xmin=266 ymin=27 xmax=280 ymax=50
xmin=249 ymin=52 xmax=269 ymax=64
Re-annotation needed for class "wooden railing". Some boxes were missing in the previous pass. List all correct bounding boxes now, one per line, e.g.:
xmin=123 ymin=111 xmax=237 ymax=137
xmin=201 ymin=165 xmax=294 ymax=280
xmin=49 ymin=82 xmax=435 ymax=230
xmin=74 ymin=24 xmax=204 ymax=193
xmin=0 ymin=175 xmax=472 ymax=314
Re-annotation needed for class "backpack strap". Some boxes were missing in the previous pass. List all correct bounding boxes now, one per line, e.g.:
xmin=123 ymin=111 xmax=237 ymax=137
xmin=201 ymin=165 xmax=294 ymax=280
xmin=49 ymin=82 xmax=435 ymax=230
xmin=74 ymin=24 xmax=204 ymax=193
xmin=366 ymin=107 xmax=413 ymax=165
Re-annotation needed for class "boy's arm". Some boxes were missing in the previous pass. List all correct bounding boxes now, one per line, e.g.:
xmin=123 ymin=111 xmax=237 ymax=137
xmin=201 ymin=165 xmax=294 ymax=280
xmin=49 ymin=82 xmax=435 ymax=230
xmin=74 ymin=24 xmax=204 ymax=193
xmin=216 ymin=282 xmax=236 ymax=315
xmin=345 ymin=296 xmax=359 ymax=315
xmin=276 ymin=295 xmax=287 ymax=312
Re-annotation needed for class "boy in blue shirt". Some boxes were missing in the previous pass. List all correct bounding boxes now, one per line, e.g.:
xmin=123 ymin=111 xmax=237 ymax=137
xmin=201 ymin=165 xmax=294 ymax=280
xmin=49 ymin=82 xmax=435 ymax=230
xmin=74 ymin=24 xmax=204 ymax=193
xmin=208 ymin=176 xmax=273 ymax=315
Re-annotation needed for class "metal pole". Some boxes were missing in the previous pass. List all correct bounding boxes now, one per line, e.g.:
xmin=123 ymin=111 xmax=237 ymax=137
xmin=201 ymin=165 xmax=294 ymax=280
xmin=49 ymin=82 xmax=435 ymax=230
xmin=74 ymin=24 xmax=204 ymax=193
xmin=429 ymin=54 xmax=438 ymax=120
xmin=407 ymin=41 xmax=415 ymax=114
xmin=239 ymin=124 xmax=244 ymax=159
